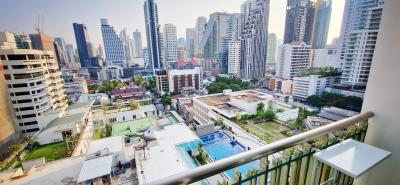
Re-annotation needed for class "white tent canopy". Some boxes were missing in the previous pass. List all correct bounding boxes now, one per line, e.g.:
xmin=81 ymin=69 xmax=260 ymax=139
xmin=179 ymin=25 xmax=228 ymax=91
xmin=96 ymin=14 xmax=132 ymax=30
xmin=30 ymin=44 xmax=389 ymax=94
xmin=77 ymin=155 xmax=113 ymax=183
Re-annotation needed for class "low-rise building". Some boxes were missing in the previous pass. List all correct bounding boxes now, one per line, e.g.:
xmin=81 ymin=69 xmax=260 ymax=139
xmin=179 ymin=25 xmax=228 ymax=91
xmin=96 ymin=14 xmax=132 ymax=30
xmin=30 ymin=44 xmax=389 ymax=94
xmin=292 ymin=75 xmax=340 ymax=101
xmin=167 ymin=67 xmax=202 ymax=94
xmin=36 ymin=101 xmax=93 ymax=145
xmin=193 ymin=90 xmax=298 ymax=125
xmin=319 ymin=107 xmax=359 ymax=122
xmin=62 ymin=72 xmax=88 ymax=102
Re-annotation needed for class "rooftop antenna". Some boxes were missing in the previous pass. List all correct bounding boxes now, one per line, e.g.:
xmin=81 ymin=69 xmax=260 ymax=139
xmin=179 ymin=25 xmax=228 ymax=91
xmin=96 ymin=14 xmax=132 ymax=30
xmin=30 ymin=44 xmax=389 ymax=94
xmin=34 ymin=14 xmax=45 ymax=34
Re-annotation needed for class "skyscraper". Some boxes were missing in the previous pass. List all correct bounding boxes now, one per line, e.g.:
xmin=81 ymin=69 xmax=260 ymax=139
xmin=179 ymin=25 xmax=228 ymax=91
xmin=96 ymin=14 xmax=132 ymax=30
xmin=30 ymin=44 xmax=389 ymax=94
xmin=276 ymin=42 xmax=311 ymax=80
xmin=311 ymin=0 xmax=332 ymax=49
xmin=144 ymin=0 xmax=163 ymax=72
xmin=162 ymin=24 xmax=178 ymax=62
xmin=283 ymin=0 xmax=315 ymax=44
xmin=194 ymin=16 xmax=207 ymax=56
xmin=54 ymin=37 xmax=68 ymax=67
xmin=186 ymin=28 xmax=196 ymax=58
xmin=133 ymin=30 xmax=143 ymax=58
xmin=228 ymin=40 xmax=241 ymax=77
xmin=266 ymin=33 xmax=277 ymax=75
xmin=120 ymin=28 xmax=135 ymax=61
xmin=199 ymin=12 xmax=232 ymax=73
xmin=338 ymin=0 xmax=384 ymax=88
xmin=73 ymin=23 xmax=98 ymax=67
xmin=240 ymin=0 xmax=270 ymax=80
xmin=101 ymin=18 xmax=126 ymax=66
xmin=65 ymin=44 xmax=76 ymax=66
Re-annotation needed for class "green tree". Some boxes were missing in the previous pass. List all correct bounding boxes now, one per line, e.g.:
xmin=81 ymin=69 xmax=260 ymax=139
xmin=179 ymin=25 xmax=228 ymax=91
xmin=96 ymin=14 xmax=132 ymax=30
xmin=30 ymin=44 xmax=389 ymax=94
xmin=235 ymin=112 xmax=241 ymax=123
xmin=161 ymin=93 xmax=172 ymax=105
xmin=133 ymin=76 xmax=144 ymax=87
xmin=256 ymin=102 xmax=265 ymax=114
xmin=130 ymin=102 xmax=139 ymax=110
xmin=146 ymin=79 xmax=156 ymax=91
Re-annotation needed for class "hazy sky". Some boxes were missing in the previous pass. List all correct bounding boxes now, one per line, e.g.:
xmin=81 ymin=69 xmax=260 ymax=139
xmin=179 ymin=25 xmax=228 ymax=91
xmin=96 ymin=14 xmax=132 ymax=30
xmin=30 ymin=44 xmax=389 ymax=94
xmin=0 ymin=0 xmax=344 ymax=48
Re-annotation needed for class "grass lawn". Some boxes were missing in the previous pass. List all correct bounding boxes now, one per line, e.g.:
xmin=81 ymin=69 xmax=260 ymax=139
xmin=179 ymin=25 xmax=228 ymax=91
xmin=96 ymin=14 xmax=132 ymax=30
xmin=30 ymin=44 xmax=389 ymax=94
xmin=239 ymin=121 xmax=292 ymax=143
xmin=25 ymin=142 xmax=71 ymax=162
xmin=257 ymin=121 xmax=291 ymax=141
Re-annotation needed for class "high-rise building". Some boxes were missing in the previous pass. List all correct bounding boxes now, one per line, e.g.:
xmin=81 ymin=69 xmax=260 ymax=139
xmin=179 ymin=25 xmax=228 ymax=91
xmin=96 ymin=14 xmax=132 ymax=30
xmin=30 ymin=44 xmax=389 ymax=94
xmin=283 ymin=0 xmax=315 ymax=44
xmin=73 ymin=23 xmax=98 ymax=67
xmin=0 ymin=32 xmax=67 ymax=133
xmin=266 ymin=33 xmax=277 ymax=75
xmin=100 ymin=18 xmax=126 ymax=66
xmin=276 ymin=42 xmax=311 ymax=80
xmin=185 ymin=28 xmax=196 ymax=58
xmin=144 ymin=0 xmax=163 ymax=73
xmin=228 ymin=40 xmax=241 ymax=77
xmin=240 ymin=0 xmax=270 ymax=80
xmin=199 ymin=12 xmax=232 ymax=73
xmin=177 ymin=37 xmax=186 ymax=47
xmin=194 ymin=16 xmax=207 ymax=56
xmin=54 ymin=37 xmax=68 ymax=67
xmin=311 ymin=0 xmax=332 ymax=49
xmin=64 ymin=44 xmax=76 ymax=66
xmin=133 ymin=30 xmax=143 ymax=58
xmin=338 ymin=0 xmax=384 ymax=88
xmin=162 ymin=24 xmax=178 ymax=62
xmin=120 ymin=29 xmax=135 ymax=61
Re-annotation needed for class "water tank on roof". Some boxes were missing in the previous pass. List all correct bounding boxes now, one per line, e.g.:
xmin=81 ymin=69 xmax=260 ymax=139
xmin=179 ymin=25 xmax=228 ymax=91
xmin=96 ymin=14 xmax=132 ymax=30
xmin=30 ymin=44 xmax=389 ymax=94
xmin=223 ymin=89 xmax=232 ymax=96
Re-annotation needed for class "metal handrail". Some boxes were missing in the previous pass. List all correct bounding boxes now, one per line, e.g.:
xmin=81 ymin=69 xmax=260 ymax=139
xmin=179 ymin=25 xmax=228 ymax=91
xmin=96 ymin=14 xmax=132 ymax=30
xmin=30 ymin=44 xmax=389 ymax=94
xmin=147 ymin=111 xmax=374 ymax=185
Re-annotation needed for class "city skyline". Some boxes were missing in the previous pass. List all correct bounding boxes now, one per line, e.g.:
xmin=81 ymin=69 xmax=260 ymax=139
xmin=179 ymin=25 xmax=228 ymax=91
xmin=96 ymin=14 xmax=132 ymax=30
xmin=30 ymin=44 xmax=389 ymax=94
xmin=0 ymin=0 xmax=345 ymax=48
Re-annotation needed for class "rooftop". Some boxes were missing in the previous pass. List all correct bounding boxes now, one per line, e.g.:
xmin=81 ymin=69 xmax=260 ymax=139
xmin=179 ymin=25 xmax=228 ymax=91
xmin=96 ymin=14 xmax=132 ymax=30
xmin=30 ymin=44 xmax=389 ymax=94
xmin=87 ymin=136 xmax=124 ymax=155
xmin=65 ymin=101 xmax=93 ymax=111
xmin=135 ymin=124 xmax=199 ymax=184
xmin=112 ymin=117 xmax=157 ymax=139
xmin=46 ymin=112 xmax=86 ymax=129
xmin=196 ymin=94 xmax=230 ymax=106
xmin=231 ymin=94 xmax=265 ymax=103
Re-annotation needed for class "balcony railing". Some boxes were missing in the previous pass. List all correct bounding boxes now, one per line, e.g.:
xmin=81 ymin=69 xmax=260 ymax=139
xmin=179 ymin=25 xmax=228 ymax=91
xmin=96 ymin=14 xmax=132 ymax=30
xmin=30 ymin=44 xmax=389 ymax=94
xmin=147 ymin=111 xmax=374 ymax=185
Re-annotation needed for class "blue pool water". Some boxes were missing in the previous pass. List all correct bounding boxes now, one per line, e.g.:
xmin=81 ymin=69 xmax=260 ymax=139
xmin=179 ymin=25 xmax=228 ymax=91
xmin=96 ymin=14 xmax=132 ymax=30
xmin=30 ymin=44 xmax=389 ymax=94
xmin=200 ymin=131 xmax=260 ymax=180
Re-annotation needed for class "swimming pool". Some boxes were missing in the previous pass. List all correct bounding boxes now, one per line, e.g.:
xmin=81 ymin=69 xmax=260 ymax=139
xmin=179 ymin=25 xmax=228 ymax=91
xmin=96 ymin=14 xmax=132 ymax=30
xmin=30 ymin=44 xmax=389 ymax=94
xmin=200 ymin=131 xmax=260 ymax=180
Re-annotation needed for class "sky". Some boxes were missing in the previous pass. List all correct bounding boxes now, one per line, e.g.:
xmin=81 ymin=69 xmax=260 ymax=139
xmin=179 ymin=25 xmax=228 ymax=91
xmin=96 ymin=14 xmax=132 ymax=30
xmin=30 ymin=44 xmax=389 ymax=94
xmin=0 ymin=0 xmax=344 ymax=48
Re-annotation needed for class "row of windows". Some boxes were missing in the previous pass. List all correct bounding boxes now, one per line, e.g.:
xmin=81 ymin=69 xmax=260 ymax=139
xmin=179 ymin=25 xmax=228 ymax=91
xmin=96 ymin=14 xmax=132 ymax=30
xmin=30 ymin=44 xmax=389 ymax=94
xmin=0 ymin=54 xmax=53 ymax=61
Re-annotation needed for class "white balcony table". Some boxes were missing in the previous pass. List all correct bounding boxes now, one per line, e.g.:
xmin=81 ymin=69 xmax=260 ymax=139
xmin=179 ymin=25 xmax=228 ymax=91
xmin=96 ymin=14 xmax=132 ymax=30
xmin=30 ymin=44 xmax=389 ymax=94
xmin=311 ymin=139 xmax=391 ymax=185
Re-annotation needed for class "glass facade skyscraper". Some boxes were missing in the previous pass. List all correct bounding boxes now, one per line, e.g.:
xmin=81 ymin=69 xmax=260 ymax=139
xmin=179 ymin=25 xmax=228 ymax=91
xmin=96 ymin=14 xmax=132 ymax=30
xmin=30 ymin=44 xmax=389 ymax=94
xmin=73 ymin=23 xmax=98 ymax=67
xmin=144 ymin=0 xmax=163 ymax=73
xmin=311 ymin=0 xmax=332 ymax=49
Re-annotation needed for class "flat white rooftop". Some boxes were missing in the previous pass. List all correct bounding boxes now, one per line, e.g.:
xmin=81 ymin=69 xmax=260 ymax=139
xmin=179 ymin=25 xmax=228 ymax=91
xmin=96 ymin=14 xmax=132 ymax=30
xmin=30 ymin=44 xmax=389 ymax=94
xmin=136 ymin=124 xmax=199 ymax=184
xmin=0 ymin=157 xmax=85 ymax=185
xmin=87 ymin=136 xmax=124 ymax=155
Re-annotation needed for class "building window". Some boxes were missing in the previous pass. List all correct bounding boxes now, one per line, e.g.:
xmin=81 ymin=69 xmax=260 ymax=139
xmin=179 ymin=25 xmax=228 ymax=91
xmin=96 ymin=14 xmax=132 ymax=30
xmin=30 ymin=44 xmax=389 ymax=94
xmin=4 ymin=74 xmax=11 ymax=80
xmin=7 ymin=54 xmax=27 ymax=60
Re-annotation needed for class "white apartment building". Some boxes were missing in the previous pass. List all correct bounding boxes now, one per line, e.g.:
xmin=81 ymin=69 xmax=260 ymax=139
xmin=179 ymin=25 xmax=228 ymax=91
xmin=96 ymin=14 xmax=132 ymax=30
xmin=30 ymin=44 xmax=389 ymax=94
xmin=228 ymin=40 xmax=241 ymax=77
xmin=163 ymin=24 xmax=178 ymax=62
xmin=292 ymin=75 xmax=340 ymax=101
xmin=312 ymin=46 xmax=340 ymax=68
xmin=62 ymin=72 xmax=88 ymax=102
xmin=0 ymin=32 xmax=67 ymax=133
xmin=276 ymin=42 xmax=311 ymax=80
xmin=98 ymin=65 xmax=124 ymax=80
xmin=338 ymin=0 xmax=384 ymax=88
xmin=167 ymin=67 xmax=202 ymax=94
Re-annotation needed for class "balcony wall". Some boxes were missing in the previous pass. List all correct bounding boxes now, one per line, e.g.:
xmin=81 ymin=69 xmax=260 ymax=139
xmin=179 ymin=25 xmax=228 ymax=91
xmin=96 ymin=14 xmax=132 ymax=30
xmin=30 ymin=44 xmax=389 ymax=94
xmin=356 ymin=0 xmax=400 ymax=184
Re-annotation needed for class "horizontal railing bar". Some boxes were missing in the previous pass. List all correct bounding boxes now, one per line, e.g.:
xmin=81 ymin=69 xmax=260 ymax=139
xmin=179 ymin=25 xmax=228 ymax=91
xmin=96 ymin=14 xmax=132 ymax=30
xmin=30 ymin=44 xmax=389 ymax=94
xmin=147 ymin=111 xmax=374 ymax=185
